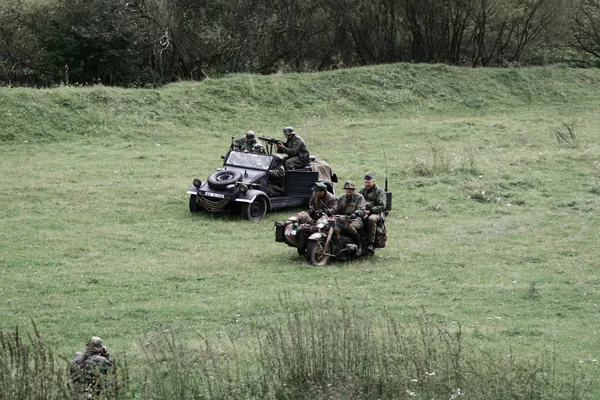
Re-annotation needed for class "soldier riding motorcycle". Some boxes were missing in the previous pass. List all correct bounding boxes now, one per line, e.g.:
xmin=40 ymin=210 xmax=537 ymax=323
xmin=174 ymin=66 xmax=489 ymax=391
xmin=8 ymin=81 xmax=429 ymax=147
xmin=276 ymin=180 xmax=389 ymax=265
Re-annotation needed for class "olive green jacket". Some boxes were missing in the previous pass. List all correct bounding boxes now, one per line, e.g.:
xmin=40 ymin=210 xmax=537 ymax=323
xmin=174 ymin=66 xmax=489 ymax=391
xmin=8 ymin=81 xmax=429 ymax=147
xmin=277 ymin=135 xmax=309 ymax=161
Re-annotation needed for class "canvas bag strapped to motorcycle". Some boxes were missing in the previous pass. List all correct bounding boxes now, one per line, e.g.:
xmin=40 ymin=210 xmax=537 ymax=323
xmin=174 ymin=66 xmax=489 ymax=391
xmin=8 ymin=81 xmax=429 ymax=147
xmin=374 ymin=217 xmax=387 ymax=248
xmin=374 ymin=226 xmax=387 ymax=248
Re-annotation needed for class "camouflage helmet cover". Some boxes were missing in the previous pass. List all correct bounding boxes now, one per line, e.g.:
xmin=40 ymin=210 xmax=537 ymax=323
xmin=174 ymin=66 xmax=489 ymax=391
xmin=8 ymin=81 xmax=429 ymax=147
xmin=297 ymin=211 xmax=312 ymax=224
xmin=343 ymin=181 xmax=356 ymax=189
xmin=88 ymin=336 xmax=104 ymax=353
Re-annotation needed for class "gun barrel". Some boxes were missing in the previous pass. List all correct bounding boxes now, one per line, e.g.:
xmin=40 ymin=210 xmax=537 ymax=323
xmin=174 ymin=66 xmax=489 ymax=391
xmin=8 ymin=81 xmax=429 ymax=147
xmin=258 ymin=136 xmax=281 ymax=144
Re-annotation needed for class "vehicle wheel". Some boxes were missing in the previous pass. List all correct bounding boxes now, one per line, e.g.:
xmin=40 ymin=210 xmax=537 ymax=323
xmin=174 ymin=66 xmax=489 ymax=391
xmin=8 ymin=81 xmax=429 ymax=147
xmin=297 ymin=247 xmax=306 ymax=256
xmin=207 ymin=170 xmax=242 ymax=190
xmin=189 ymin=194 xmax=202 ymax=213
xmin=306 ymin=239 xmax=332 ymax=266
xmin=242 ymin=196 xmax=267 ymax=221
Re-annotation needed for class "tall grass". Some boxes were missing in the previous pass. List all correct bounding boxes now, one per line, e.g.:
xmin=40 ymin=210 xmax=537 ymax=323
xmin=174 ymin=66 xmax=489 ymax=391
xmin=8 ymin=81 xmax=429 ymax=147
xmin=0 ymin=324 xmax=69 ymax=400
xmin=5 ymin=300 xmax=595 ymax=400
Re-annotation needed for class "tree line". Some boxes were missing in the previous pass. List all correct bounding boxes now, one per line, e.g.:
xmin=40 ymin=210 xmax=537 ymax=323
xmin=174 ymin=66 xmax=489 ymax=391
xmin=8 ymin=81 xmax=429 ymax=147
xmin=1 ymin=0 xmax=600 ymax=87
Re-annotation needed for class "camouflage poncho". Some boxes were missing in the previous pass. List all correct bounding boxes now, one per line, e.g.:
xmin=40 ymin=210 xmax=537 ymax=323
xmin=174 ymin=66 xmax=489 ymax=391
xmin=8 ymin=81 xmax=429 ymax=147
xmin=336 ymin=192 xmax=366 ymax=218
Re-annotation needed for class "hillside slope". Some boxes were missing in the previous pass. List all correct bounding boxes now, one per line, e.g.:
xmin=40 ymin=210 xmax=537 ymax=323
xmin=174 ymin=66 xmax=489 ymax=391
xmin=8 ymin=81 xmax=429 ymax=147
xmin=2 ymin=63 xmax=600 ymax=143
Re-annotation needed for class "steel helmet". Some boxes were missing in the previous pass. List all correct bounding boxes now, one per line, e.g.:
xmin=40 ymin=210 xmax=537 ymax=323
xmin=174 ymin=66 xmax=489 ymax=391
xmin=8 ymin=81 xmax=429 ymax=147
xmin=343 ymin=181 xmax=356 ymax=190
xmin=246 ymin=130 xmax=256 ymax=139
xmin=312 ymin=182 xmax=328 ymax=192
xmin=283 ymin=126 xmax=295 ymax=135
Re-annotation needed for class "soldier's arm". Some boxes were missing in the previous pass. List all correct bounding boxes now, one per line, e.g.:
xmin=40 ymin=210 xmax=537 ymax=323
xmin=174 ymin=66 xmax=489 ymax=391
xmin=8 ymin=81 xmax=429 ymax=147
xmin=232 ymin=137 xmax=244 ymax=150
xmin=354 ymin=196 xmax=366 ymax=218
xmin=269 ymin=165 xmax=285 ymax=178
xmin=324 ymin=195 xmax=337 ymax=215
xmin=281 ymin=139 xmax=301 ymax=156
xmin=335 ymin=196 xmax=345 ymax=215
xmin=371 ymin=188 xmax=387 ymax=214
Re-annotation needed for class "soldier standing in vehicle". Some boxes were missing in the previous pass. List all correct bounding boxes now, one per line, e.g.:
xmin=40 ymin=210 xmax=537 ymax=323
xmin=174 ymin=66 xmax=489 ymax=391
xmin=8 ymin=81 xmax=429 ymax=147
xmin=308 ymin=182 xmax=336 ymax=221
xmin=232 ymin=130 xmax=266 ymax=153
xmin=276 ymin=126 xmax=310 ymax=170
xmin=336 ymin=181 xmax=366 ymax=254
xmin=359 ymin=172 xmax=387 ymax=253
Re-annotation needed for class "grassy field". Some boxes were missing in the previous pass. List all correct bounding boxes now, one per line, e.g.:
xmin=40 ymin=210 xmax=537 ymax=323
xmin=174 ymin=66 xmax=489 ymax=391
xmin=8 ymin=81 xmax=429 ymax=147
xmin=1 ymin=63 xmax=600 ymax=396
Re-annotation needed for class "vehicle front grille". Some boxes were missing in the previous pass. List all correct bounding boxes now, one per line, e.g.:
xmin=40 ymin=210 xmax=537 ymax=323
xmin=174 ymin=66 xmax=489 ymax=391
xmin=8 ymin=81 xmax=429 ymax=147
xmin=199 ymin=196 xmax=229 ymax=212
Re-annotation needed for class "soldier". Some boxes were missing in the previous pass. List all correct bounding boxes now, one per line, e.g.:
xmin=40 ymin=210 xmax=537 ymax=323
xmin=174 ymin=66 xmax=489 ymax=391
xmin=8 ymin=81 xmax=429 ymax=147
xmin=336 ymin=181 xmax=366 ymax=253
xmin=268 ymin=154 xmax=286 ymax=197
xmin=359 ymin=173 xmax=387 ymax=253
xmin=276 ymin=126 xmax=310 ymax=170
xmin=71 ymin=336 xmax=114 ymax=396
xmin=308 ymin=182 xmax=336 ymax=222
xmin=232 ymin=130 xmax=265 ymax=153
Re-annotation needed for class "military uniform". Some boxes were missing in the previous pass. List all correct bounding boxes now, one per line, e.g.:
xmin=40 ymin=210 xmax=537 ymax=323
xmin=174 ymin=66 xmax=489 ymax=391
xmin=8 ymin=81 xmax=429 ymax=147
xmin=277 ymin=134 xmax=310 ymax=170
xmin=71 ymin=336 xmax=114 ymax=396
xmin=360 ymin=183 xmax=387 ymax=245
xmin=336 ymin=191 xmax=366 ymax=245
xmin=308 ymin=190 xmax=337 ymax=220
xmin=232 ymin=132 xmax=265 ymax=154
xmin=268 ymin=164 xmax=285 ymax=196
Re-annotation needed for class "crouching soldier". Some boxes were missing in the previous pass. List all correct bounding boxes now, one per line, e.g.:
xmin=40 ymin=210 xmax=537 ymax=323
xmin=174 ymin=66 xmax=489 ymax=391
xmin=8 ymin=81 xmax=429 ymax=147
xmin=71 ymin=336 xmax=114 ymax=398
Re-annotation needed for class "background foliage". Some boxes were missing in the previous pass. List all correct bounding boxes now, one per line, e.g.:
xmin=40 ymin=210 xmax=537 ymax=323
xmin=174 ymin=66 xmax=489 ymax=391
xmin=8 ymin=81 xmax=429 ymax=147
xmin=2 ymin=0 xmax=600 ymax=86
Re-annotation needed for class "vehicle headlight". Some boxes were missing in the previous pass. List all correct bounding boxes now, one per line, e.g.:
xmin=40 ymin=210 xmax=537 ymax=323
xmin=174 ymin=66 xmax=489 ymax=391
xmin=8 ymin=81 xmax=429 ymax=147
xmin=238 ymin=182 xmax=248 ymax=194
xmin=193 ymin=179 xmax=202 ymax=188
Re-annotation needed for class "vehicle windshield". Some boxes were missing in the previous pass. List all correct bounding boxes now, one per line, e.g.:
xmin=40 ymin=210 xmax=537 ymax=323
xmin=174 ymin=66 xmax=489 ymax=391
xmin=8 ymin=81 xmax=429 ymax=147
xmin=225 ymin=151 xmax=272 ymax=170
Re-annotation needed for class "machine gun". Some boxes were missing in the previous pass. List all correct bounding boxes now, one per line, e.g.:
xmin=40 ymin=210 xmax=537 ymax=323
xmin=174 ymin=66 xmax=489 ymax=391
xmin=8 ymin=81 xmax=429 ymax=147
xmin=258 ymin=136 xmax=282 ymax=154
xmin=258 ymin=136 xmax=282 ymax=145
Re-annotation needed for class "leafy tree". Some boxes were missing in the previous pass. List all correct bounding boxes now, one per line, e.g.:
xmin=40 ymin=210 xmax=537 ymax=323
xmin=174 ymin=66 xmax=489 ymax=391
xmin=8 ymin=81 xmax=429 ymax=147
xmin=0 ymin=0 xmax=47 ymax=85
xmin=38 ymin=0 xmax=147 ymax=85
xmin=571 ymin=0 xmax=600 ymax=64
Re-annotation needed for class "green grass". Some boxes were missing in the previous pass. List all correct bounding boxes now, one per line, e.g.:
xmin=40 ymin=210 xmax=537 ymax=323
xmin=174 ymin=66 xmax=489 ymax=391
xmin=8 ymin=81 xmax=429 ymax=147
xmin=1 ymin=63 xmax=600 ymax=397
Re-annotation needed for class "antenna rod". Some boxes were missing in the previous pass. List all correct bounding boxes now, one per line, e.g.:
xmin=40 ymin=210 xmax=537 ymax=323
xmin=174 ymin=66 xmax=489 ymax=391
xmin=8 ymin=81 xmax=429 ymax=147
xmin=380 ymin=139 xmax=389 ymax=192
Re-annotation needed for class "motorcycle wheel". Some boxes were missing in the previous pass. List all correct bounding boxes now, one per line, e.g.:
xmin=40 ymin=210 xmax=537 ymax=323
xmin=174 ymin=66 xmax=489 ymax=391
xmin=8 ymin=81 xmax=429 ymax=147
xmin=306 ymin=239 xmax=333 ymax=266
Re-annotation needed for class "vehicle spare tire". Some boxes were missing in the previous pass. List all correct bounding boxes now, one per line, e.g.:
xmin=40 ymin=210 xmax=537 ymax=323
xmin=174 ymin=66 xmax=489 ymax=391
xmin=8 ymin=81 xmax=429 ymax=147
xmin=207 ymin=170 xmax=242 ymax=190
